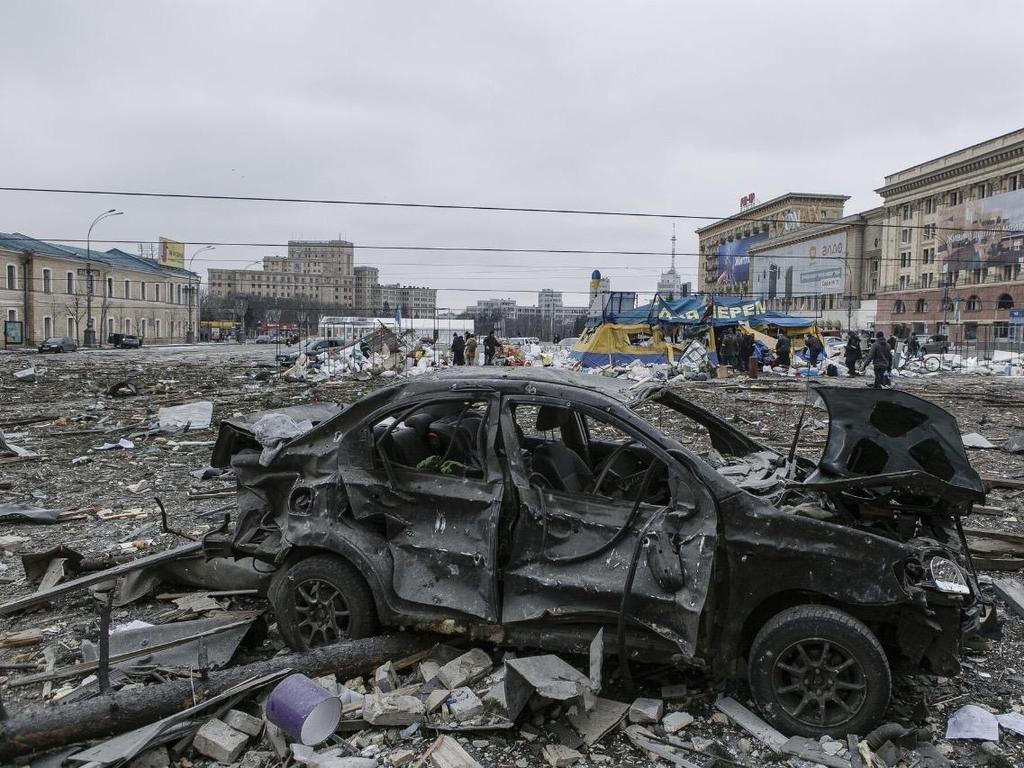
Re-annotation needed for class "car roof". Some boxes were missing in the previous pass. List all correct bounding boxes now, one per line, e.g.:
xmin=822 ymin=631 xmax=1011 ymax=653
xmin=393 ymin=367 xmax=653 ymax=404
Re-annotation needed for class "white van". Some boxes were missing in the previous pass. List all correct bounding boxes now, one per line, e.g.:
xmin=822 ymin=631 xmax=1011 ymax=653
xmin=505 ymin=336 xmax=541 ymax=347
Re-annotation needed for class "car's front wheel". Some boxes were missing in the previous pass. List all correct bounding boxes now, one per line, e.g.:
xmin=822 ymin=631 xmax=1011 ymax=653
xmin=748 ymin=605 xmax=890 ymax=737
xmin=269 ymin=554 xmax=377 ymax=651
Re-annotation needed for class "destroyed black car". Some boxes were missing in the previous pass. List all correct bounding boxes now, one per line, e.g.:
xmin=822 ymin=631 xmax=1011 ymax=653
xmin=207 ymin=369 xmax=993 ymax=738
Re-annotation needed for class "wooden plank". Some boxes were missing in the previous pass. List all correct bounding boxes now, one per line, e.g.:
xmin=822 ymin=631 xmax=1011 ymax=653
xmin=981 ymin=476 xmax=1024 ymax=491
xmin=964 ymin=528 xmax=1024 ymax=547
xmin=715 ymin=696 xmax=786 ymax=753
xmin=993 ymin=578 xmax=1024 ymax=620
xmin=972 ymin=557 xmax=1024 ymax=571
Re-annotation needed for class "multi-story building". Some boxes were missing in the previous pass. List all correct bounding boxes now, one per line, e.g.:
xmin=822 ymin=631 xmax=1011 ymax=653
xmin=875 ymin=129 xmax=1024 ymax=339
xmin=207 ymin=240 xmax=436 ymax=318
xmin=1 ymin=232 xmax=198 ymax=346
xmin=745 ymin=208 xmax=884 ymax=328
xmin=696 ymin=193 xmax=849 ymax=296
xmin=538 ymin=289 xmax=563 ymax=315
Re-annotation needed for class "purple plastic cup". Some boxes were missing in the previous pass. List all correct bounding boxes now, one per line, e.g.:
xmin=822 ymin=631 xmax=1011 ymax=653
xmin=265 ymin=673 xmax=342 ymax=745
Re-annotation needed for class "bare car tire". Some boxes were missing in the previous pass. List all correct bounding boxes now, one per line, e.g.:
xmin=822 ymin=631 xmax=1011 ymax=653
xmin=270 ymin=554 xmax=378 ymax=651
xmin=748 ymin=605 xmax=891 ymax=738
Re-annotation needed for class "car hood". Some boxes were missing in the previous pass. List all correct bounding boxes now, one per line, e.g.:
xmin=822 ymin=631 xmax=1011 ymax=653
xmin=804 ymin=386 xmax=984 ymax=502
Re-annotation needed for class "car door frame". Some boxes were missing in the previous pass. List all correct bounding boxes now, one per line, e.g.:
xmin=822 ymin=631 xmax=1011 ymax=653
xmin=341 ymin=390 xmax=506 ymax=623
xmin=497 ymin=393 xmax=719 ymax=659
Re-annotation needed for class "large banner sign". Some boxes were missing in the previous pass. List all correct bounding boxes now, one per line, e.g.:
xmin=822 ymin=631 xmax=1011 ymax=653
xmin=159 ymin=237 xmax=185 ymax=269
xmin=717 ymin=232 xmax=769 ymax=285
xmin=937 ymin=190 xmax=1024 ymax=269
xmin=750 ymin=232 xmax=846 ymax=299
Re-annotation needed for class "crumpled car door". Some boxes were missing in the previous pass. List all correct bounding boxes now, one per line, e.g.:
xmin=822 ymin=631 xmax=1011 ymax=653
xmin=343 ymin=395 xmax=503 ymax=622
xmin=498 ymin=399 xmax=717 ymax=659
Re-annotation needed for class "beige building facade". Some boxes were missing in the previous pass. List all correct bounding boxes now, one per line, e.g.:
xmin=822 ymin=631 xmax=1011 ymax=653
xmin=1 ymin=233 xmax=198 ymax=346
xmin=696 ymin=193 xmax=849 ymax=295
xmin=874 ymin=128 xmax=1024 ymax=338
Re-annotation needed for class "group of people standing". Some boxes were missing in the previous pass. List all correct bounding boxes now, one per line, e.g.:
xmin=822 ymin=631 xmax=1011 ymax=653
xmin=450 ymin=331 xmax=499 ymax=366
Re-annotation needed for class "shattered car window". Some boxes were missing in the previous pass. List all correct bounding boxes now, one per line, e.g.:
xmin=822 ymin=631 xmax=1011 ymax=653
xmin=370 ymin=399 xmax=489 ymax=477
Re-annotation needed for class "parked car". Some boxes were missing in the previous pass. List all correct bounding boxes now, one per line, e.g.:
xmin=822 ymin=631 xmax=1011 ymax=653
xmin=107 ymin=333 xmax=143 ymax=349
xmin=275 ymin=337 xmax=346 ymax=364
xmin=38 ymin=336 xmax=77 ymax=353
xmin=207 ymin=369 xmax=994 ymax=737
xmin=918 ymin=334 xmax=950 ymax=354
xmin=254 ymin=335 xmax=272 ymax=344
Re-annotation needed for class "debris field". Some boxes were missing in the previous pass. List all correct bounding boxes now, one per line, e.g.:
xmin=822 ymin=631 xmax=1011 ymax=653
xmin=2 ymin=345 xmax=1024 ymax=768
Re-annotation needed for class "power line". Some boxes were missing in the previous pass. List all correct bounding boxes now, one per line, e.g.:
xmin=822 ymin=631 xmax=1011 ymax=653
xmin=1 ymin=185 xmax=1021 ymax=235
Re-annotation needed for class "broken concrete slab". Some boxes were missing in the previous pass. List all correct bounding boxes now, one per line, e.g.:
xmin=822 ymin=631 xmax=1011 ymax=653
xmin=374 ymin=659 xmax=398 ymax=692
xmin=436 ymin=648 xmax=492 ymax=690
xmin=222 ymin=708 xmax=263 ymax=737
xmin=422 ymin=734 xmax=482 ymax=768
xmin=542 ymin=743 xmax=583 ymax=767
xmin=628 ymin=697 xmax=664 ymax=724
xmin=446 ymin=687 xmax=484 ymax=722
xmin=192 ymin=718 xmax=249 ymax=763
xmin=504 ymin=655 xmax=594 ymax=721
xmin=962 ymin=432 xmax=996 ymax=449
xmin=993 ymin=578 xmax=1024 ymax=619
xmin=362 ymin=693 xmax=425 ymax=726
xmin=662 ymin=711 xmax=695 ymax=733
xmin=566 ymin=696 xmax=629 ymax=746
xmin=0 ymin=534 xmax=30 ymax=554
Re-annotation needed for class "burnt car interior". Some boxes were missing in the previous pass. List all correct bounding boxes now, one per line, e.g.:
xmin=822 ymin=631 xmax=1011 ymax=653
xmin=371 ymin=400 xmax=489 ymax=477
xmin=509 ymin=403 xmax=670 ymax=505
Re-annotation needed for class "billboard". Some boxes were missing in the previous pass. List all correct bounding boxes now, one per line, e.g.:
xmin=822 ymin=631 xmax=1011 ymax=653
xmin=159 ymin=237 xmax=185 ymax=269
xmin=750 ymin=231 xmax=846 ymax=299
xmin=937 ymin=189 xmax=1024 ymax=270
xmin=716 ymin=231 xmax=769 ymax=285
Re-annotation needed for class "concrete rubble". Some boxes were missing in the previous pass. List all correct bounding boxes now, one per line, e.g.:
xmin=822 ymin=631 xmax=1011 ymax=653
xmin=2 ymin=345 xmax=1024 ymax=767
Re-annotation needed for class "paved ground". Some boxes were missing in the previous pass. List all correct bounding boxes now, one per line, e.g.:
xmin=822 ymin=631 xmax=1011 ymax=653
xmin=2 ymin=346 xmax=1024 ymax=767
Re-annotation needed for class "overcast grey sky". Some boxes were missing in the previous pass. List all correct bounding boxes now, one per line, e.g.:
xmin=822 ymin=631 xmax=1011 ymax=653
xmin=3 ymin=0 xmax=1023 ymax=310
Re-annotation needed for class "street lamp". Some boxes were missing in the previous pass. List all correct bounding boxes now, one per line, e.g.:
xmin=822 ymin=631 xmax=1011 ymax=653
xmin=186 ymin=245 xmax=215 ymax=343
xmin=85 ymin=209 xmax=123 ymax=347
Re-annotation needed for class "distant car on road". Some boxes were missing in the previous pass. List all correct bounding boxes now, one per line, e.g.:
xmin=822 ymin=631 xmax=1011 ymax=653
xmin=38 ymin=336 xmax=77 ymax=353
xmin=918 ymin=334 xmax=949 ymax=354
xmin=255 ymin=335 xmax=272 ymax=344
xmin=108 ymin=333 xmax=143 ymax=349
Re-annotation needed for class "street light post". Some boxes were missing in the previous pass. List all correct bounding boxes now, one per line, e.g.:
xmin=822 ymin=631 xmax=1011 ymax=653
xmin=186 ymin=245 xmax=215 ymax=343
xmin=84 ymin=209 xmax=123 ymax=347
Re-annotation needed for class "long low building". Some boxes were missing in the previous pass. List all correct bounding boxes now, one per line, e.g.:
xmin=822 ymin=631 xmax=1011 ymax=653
xmin=1 ymin=233 xmax=199 ymax=346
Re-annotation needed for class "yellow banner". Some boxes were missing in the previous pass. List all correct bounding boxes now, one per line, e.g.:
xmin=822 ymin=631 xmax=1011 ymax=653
xmin=159 ymin=237 xmax=185 ymax=269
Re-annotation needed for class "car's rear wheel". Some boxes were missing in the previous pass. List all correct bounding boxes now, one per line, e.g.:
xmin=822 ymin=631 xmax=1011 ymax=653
xmin=269 ymin=554 xmax=377 ymax=651
xmin=748 ymin=605 xmax=890 ymax=737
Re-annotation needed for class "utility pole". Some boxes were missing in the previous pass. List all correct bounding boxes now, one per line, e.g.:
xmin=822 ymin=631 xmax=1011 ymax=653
xmin=84 ymin=210 xmax=123 ymax=347
xmin=187 ymin=246 xmax=215 ymax=343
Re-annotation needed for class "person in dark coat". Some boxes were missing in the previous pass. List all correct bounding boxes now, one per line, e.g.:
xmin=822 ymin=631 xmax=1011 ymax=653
xmin=805 ymin=334 xmax=824 ymax=366
xmin=720 ymin=331 xmax=738 ymax=369
xmin=844 ymin=331 xmax=862 ymax=377
xmin=863 ymin=331 xmax=892 ymax=388
xmin=483 ymin=331 xmax=498 ymax=365
xmin=451 ymin=333 xmax=465 ymax=365
xmin=737 ymin=332 xmax=754 ymax=371
xmin=775 ymin=332 xmax=791 ymax=368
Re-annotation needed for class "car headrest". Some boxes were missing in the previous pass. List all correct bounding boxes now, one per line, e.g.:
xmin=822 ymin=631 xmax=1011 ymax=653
xmin=536 ymin=405 xmax=570 ymax=432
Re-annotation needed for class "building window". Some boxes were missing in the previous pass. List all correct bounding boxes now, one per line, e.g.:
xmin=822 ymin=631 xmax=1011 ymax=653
xmin=141 ymin=319 xmax=147 ymax=337
xmin=899 ymin=275 xmax=910 ymax=290
xmin=922 ymin=224 xmax=936 ymax=240
xmin=894 ymin=299 xmax=906 ymax=314
xmin=124 ymin=318 xmax=131 ymax=333
xmin=42 ymin=268 xmax=51 ymax=293
xmin=155 ymin=319 xmax=161 ymax=337
xmin=106 ymin=277 xmax=113 ymax=296
xmin=66 ymin=272 xmax=75 ymax=294
xmin=155 ymin=283 xmax=161 ymax=302
xmin=977 ymin=182 xmax=993 ymax=199
xmin=1004 ymin=265 xmax=1016 ymax=281
xmin=947 ymin=189 xmax=962 ymax=206
xmin=124 ymin=280 xmax=131 ymax=299
xmin=107 ymin=317 xmax=114 ymax=336
xmin=924 ymin=197 xmax=935 ymax=214
xmin=998 ymin=293 xmax=1015 ymax=309
xmin=901 ymin=205 xmax=911 ymax=220
xmin=5 ymin=264 xmax=15 ymax=290
xmin=176 ymin=284 xmax=182 ymax=304
xmin=900 ymin=251 xmax=911 ymax=268
xmin=900 ymin=228 xmax=911 ymax=244
xmin=67 ymin=317 xmax=76 ymax=337
xmin=915 ymin=298 xmax=928 ymax=313
xmin=140 ymin=282 xmax=147 ymax=300
xmin=995 ymin=322 xmax=1010 ymax=339
xmin=966 ymin=295 xmax=982 ymax=311
xmin=43 ymin=316 xmax=52 ymax=338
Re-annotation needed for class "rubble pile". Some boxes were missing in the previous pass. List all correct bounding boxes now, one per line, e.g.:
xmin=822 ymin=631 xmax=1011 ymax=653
xmin=3 ymin=346 xmax=1024 ymax=767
